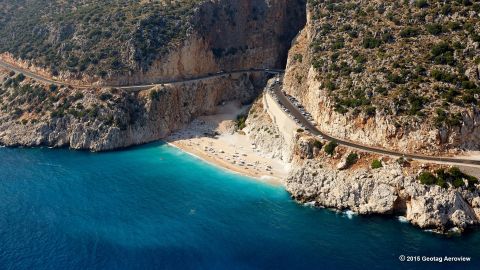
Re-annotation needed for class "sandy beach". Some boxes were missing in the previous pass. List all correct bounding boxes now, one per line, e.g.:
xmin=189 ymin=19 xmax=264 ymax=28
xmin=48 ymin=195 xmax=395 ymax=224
xmin=166 ymin=102 xmax=289 ymax=185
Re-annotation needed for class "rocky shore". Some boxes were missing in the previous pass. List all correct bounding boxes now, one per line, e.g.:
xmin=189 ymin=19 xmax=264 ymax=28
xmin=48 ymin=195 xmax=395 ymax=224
xmin=238 ymin=86 xmax=480 ymax=234
xmin=286 ymin=159 xmax=480 ymax=233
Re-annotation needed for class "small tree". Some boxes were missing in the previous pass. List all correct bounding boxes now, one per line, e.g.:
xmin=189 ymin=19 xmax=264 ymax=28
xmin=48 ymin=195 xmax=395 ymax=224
xmin=149 ymin=90 xmax=160 ymax=101
xmin=324 ymin=141 xmax=338 ymax=156
xmin=415 ymin=0 xmax=428 ymax=8
xmin=346 ymin=153 xmax=359 ymax=167
xmin=15 ymin=73 xmax=26 ymax=82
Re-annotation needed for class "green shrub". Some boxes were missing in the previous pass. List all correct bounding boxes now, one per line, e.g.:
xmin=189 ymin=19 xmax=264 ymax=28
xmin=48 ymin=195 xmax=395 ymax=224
xmin=324 ymin=141 xmax=338 ymax=156
xmin=15 ymin=73 xmax=26 ymax=82
xmin=431 ymin=42 xmax=455 ymax=65
xmin=293 ymin=54 xmax=303 ymax=63
xmin=371 ymin=159 xmax=383 ymax=169
xmin=426 ymin=24 xmax=444 ymax=36
xmin=346 ymin=153 xmax=358 ymax=166
xmin=325 ymin=80 xmax=336 ymax=91
xmin=452 ymin=178 xmax=465 ymax=188
xmin=448 ymin=167 xmax=463 ymax=178
xmin=50 ymin=108 xmax=65 ymax=118
xmin=49 ymin=84 xmax=58 ymax=92
xmin=397 ymin=157 xmax=407 ymax=165
xmin=448 ymin=21 xmax=462 ymax=31
xmin=419 ymin=167 xmax=478 ymax=189
xmin=447 ymin=167 xmax=479 ymax=188
xmin=400 ymin=27 xmax=420 ymax=38
xmin=414 ymin=0 xmax=428 ymax=8
xmin=362 ymin=37 xmax=382 ymax=49
xmin=364 ymin=106 xmax=376 ymax=117
xmin=332 ymin=38 xmax=345 ymax=50
xmin=71 ymin=92 xmax=84 ymax=102
xmin=419 ymin=172 xmax=437 ymax=185
xmin=431 ymin=69 xmax=457 ymax=83
xmin=149 ymin=90 xmax=160 ymax=101
xmin=313 ymin=140 xmax=323 ymax=149
xmin=297 ymin=128 xmax=304 ymax=133
xmin=99 ymin=92 xmax=113 ymax=101
xmin=236 ymin=114 xmax=247 ymax=130
xmin=435 ymin=177 xmax=448 ymax=189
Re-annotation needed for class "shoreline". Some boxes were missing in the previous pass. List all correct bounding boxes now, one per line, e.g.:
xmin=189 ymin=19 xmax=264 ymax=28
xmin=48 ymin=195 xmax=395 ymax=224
xmin=163 ymin=101 xmax=289 ymax=186
xmin=165 ymin=141 xmax=283 ymax=186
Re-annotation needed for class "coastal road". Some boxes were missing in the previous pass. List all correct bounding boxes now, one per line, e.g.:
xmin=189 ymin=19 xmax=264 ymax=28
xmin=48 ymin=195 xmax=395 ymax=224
xmin=0 ymin=59 xmax=85 ymax=88
xmin=3 ymin=57 xmax=480 ymax=167
xmin=270 ymin=80 xmax=480 ymax=167
xmin=0 ymin=59 xmax=284 ymax=92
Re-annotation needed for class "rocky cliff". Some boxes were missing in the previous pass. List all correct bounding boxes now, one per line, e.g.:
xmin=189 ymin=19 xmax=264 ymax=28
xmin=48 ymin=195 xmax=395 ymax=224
xmin=285 ymin=138 xmax=480 ymax=233
xmin=244 ymin=92 xmax=294 ymax=162
xmin=0 ymin=0 xmax=306 ymax=86
xmin=0 ymin=72 xmax=257 ymax=151
xmin=106 ymin=0 xmax=306 ymax=86
xmin=243 ymin=78 xmax=480 ymax=233
xmin=0 ymin=0 xmax=307 ymax=150
xmin=283 ymin=1 xmax=480 ymax=154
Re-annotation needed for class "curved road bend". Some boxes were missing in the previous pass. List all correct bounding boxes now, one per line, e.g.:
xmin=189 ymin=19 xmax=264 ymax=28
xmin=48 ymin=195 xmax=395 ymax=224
xmin=0 ymin=59 xmax=283 ymax=92
xmin=270 ymin=81 xmax=480 ymax=167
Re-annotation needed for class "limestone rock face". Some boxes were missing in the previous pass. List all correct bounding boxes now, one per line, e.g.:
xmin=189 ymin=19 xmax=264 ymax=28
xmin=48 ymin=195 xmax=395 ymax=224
xmin=105 ymin=0 xmax=306 ymax=86
xmin=286 ymin=160 xmax=480 ymax=233
xmin=0 ymin=75 xmax=257 ymax=151
xmin=281 ymin=3 xmax=480 ymax=154
xmin=0 ymin=0 xmax=307 ymax=151
xmin=296 ymin=136 xmax=315 ymax=160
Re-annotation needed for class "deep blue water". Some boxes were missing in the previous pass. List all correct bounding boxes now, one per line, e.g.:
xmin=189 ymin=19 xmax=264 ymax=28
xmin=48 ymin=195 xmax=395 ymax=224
xmin=0 ymin=143 xmax=479 ymax=270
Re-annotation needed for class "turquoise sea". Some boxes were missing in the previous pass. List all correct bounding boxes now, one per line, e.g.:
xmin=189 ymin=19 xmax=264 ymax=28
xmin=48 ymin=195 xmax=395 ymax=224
xmin=0 ymin=143 xmax=479 ymax=270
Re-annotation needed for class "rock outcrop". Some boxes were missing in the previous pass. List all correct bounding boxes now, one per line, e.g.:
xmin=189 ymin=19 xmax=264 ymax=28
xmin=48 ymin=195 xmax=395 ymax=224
xmin=286 ymin=159 xmax=480 ymax=233
xmin=277 ymin=130 xmax=480 ymax=233
xmin=0 ymin=74 xmax=257 ymax=151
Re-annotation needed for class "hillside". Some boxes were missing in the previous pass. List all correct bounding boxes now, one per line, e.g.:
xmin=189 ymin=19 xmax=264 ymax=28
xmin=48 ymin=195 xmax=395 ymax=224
xmin=258 ymin=0 xmax=480 ymax=233
xmin=0 ymin=0 xmax=305 ymax=83
xmin=285 ymin=0 xmax=480 ymax=152
xmin=0 ymin=0 xmax=202 ymax=77
xmin=0 ymin=0 xmax=306 ymax=149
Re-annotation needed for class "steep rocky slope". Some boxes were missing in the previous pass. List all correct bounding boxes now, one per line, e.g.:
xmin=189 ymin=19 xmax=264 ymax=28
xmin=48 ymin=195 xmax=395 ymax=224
xmin=0 ymin=0 xmax=306 ymax=85
xmin=0 ymin=0 xmax=306 ymax=150
xmin=0 ymin=69 xmax=257 ymax=151
xmin=243 ymin=89 xmax=480 ymax=233
xmin=284 ymin=0 xmax=480 ymax=153
xmin=285 ymin=134 xmax=480 ymax=233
